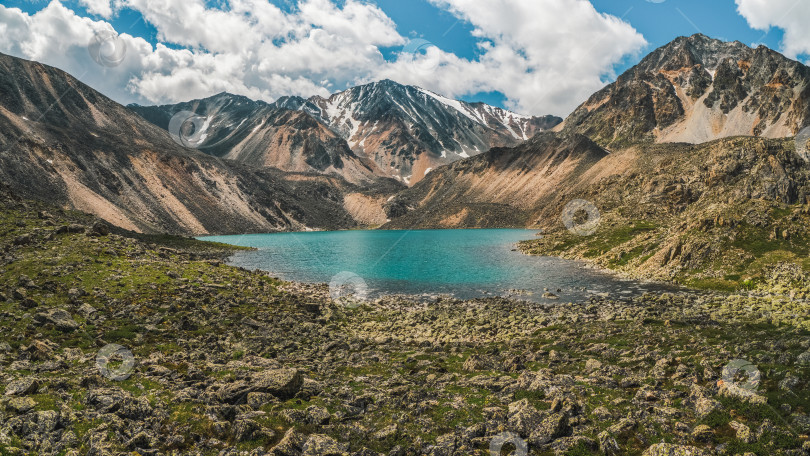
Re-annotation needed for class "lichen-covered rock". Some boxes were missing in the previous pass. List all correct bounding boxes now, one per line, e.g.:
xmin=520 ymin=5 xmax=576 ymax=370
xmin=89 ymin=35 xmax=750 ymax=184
xmin=302 ymin=434 xmax=348 ymax=456
xmin=642 ymin=443 xmax=712 ymax=456
xmin=4 ymin=378 xmax=39 ymax=396
xmin=507 ymin=399 xmax=544 ymax=438
xmin=253 ymin=368 xmax=304 ymax=399
xmin=529 ymin=413 xmax=570 ymax=445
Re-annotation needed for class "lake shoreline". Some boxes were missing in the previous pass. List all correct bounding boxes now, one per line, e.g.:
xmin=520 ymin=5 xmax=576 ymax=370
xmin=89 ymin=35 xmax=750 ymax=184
xmin=202 ymin=229 xmax=688 ymax=305
xmin=2 ymin=195 xmax=809 ymax=455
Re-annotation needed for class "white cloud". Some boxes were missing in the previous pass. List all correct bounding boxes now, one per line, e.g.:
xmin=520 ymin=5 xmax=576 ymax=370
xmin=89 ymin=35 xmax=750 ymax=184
xmin=377 ymin=0 xmax=646 ymax=115
xmin=79 ymin=0 xmax=113 ymax=18
xmin=0 ymin=0 xmax=645 ymax=116
xmin=735 ymin=0 xmax=810 ymax=59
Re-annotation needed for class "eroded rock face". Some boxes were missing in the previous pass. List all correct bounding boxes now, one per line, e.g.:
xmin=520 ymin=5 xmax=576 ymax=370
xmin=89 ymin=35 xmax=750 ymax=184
xmin=563 ymin=34 xmax=810 ymax=148
xmin=0 ymin=52 xmax=381 ymax=235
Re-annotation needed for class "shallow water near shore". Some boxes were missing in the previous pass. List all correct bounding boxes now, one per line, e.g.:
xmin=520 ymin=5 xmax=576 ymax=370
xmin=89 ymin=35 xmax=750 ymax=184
xmin=201 ymin=229 xmax=681 ymax=303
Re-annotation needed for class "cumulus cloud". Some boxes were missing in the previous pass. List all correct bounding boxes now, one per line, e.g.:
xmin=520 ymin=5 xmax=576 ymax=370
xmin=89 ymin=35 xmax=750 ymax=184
xmin=735 ymin=0 xmax=810 ymax=59
xmin=79 ymin=0 xmax=114 ymax=18
xmin=0 ymin=0 xmax=646 ymax=116
xmin=407 ymin=0 xmax=647 ymax=115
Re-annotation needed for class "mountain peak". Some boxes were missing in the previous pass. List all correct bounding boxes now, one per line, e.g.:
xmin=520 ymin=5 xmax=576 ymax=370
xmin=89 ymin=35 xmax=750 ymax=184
xmin=563 ymin=36 xmax=810 ymax=148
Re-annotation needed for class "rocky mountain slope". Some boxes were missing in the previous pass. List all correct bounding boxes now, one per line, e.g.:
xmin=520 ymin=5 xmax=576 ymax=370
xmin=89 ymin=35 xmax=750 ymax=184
xmin=385 ymin=35 xmax=810 ymax=289
xmin=518 ymin=136 xmax=810 ymax=288
xmin=0 ymin=52 xmax=384 ymax=235
xmin=382 ymin=133 xmax=609 ymax=228
xmin=0 ymin=187 xmax=807 ymax=455
xmin=280 ymin=80 xmax=561 ymax=184
xmin=129 ymin=94 xmax=386 ymax=186
xmin=134 ymin=81 xmax=561 ymax=186
xmin=387 ymin=129 xmax=810 ymax=287
xmin=560 ymin=34 xmax=810 ymax=148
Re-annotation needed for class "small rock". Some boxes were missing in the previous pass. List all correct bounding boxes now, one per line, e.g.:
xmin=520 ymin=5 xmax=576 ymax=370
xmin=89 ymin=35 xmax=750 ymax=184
xmin=302 ymin=434 xmax=347 ymax=456
xmin=232 ymin=419 xmax=261 ymax=442
xmin=691 ymin=424 xmax=714 ymax=442
xmin=730 ymin=420 xmax=755 ymax=444
xmin=694 ymin=396 xmax=722 ymax=419
xmin=507 ymin=399 xmax=544 ymax=438
xmin=585 ymin=359 xmax=603 ymax=373
xmin=374 ymin=424 xmax=398 ymax=440
xmin=253 ymin=368 xmax=303 ymax=400
xmin=34 ymin=309 xmax=79 ymax=332
xmin=270 ymin=428 xmax=306 ymax=456
xmin=305 ymin=405 xmax=331 ymax=425
xmin=529 ymin=413 xmax=570 ymax=445
xmin=4 ymin=378 xmax=39 ymax=396
xmin=86 ymin=221 xmax=110 ymax=237
xmin=598 ymin=430 xmax=620 ymax=455
xmin=13 ymin=234 xmax=32 ymax=246
xmin=5 ymin=396 xmax=36 ymax=414
xmin=642 ymin=443 xmax=711 ymax=456
xmin=797 ymin=351 xmax=810 ymax=365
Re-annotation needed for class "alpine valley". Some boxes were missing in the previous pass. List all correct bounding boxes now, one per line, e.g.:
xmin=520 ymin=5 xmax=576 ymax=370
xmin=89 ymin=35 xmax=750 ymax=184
xmin=1 ymin=32 xmax=810 ymax=285
xmin=2 ymin=30 xmax=810 ymax=456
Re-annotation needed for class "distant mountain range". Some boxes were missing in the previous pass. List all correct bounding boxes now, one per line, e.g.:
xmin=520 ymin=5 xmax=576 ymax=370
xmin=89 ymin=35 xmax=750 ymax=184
xmin=389 ymin=34 xmax=810 ymax=229
xmin=2 ymin=33 xmax=810 ymax=246
xmin=0 ymin=52 xmax=397 ymax=235
xmin=131 ymin=80 xmax=561 ymax=185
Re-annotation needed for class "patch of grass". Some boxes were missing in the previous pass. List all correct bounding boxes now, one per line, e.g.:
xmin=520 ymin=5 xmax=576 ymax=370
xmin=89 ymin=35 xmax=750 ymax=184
xmin=683 ymin=277 xmax=739 ymax=292
xmin=699 ymin=409 xmax=732 ymax=428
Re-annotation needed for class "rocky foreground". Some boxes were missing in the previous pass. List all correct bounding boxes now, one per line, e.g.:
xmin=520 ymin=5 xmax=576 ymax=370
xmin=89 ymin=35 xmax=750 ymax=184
xmin=0 ymin=190 xmax=809 ymax=456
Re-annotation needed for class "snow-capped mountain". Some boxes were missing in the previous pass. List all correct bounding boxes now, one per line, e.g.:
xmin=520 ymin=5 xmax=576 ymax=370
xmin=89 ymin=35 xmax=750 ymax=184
xmin=276 ymin=80 xmax=562 ymax=184
xmin=131 ymin=80 xmax=560 ymax=186
xmin=129 ymin=93 xmax=383 ymax=186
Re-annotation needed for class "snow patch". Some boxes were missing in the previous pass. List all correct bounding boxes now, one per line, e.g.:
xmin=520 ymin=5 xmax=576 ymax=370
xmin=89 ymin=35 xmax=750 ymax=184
xmin=417 ymin=87 xmax=478 ymax=122
xmin=197 ymin=116 xmax=213 ymax=142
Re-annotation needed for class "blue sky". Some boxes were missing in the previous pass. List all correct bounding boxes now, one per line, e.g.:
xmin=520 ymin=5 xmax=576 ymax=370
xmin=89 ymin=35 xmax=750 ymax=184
xmin=0 ymin=0 xmax=802 ymax=114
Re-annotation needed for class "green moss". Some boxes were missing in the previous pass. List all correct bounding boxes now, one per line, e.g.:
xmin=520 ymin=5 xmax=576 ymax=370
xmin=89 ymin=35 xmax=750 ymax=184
xmin=699 ymin=409 xmax=732 ymax=428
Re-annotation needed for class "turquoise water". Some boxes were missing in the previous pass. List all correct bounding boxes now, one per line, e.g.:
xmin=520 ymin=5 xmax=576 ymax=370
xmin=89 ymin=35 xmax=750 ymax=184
xmin=201 ymin=229 xmax=676 ymax=303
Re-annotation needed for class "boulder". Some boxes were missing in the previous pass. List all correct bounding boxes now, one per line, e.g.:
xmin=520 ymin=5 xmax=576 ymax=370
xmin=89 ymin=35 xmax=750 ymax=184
xmin=4 ymin=378 xmax=39 ymax=396
xmin=34 ymin=309 xmax=79 ymax=332
xmin=302 ymin=434 xmax=348 ymax=456
xmin=529 ymin=412 xmax=571 ymax=445
xmin=507 ymin=399 xmax=544 ymax=438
